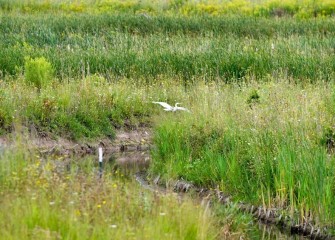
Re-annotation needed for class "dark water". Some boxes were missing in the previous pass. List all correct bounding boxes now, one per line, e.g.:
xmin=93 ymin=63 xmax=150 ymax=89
xmin=257 ymin=223 xmax=307 ymax=240
xmin=108 ymin=150 xmax=150 ymax=175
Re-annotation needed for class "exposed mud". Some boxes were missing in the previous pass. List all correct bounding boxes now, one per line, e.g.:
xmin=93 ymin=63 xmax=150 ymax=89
xmin=0 ymin=128 xmax=152 ymax=156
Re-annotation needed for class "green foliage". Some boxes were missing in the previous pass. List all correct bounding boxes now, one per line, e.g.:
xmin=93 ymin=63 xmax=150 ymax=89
xmin=1 ymin=2 xmax=335 ymax=232
xmin=320 ymin=127 xmax=335 ymax=149
xmin=150 ymin=82 xmax=335 ymax=225
xmin=24 ymin=57 xmax=53 ymax=90
xmin=0 ymin=0 xmax=335 ymax=18
xmin=0 ymin=87 xmax=14 ymax=134
xmin=0 ymin=78 xmax=153 ymax=140
xmin=321 ymin=87 xmax=335 ymax=152
xmin=0 ymin=146 xmax=220 ymax=240
xmin=0 ymin=140 xmax=36 ymax=189
xmin=2 ymin=14 xmax=335 ymax=83
xmin=247 ymin=89 xmax=260 ymax=106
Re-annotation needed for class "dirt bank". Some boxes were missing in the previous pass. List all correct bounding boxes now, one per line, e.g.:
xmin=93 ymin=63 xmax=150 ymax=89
xmin=0 ymin=128 xmax=152 ymax=156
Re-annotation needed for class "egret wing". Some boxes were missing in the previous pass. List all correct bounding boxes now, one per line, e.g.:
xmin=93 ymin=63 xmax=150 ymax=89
xmin=152 ymin=102 xmax=173 ymax=110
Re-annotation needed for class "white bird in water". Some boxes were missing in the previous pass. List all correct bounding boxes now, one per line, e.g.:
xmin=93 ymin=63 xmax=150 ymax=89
xmin=152 ymin=102 xmax=190 ymax=112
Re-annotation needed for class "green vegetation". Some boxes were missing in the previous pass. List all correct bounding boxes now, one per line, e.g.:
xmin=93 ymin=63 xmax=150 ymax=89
xmin=1 ymin=0 xmax=335 ymax=238
xmin=0 ymin=77 xmax=154 ymax=140
xmin=0 ymin=145 xmax=223 ymax=239
xmin=1 ymin=14 xmax=335 ymax=82
xmin=24 ymin=57 xmax=53 ymax=91
xmin=151 ymin=81 xmax=335 ymax=226
xmin=0 ymin=0 xmax=335 ymax=18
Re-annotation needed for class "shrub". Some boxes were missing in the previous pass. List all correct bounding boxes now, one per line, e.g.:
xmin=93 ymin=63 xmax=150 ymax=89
xmin=24 ymin=57 xmax=53 ymax=91
xmin=247 ymin=89 xmax=260 ymax=107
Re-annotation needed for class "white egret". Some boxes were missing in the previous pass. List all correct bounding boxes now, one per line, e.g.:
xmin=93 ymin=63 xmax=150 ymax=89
xmin=152 ymin=102 xmax=190 ymax=112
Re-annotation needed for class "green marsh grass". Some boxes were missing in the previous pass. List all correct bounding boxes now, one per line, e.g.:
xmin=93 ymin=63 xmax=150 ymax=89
xmin=0 ymin=76 xmax=154 ymax=139
xmin=150 ymin=81 xmax=335 ymax=226
xmin=2 ymin=73 xmax=335 ymax=227
xmin=1 ymin=0 xmax=335 ymax=18
xmin=1 ymin=1 xmax=335 ymax=235
xmin=1 ymin=14 xmax=335 ymax=82
xmin=0 ymin=144 xmax=222 ymax=240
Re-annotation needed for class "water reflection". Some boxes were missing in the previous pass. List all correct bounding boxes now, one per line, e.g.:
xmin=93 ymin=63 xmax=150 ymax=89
xmin=108 ymin=150 xmax=150 ymax=175
xmin=258 ymin=222 xmax=307 ymax=240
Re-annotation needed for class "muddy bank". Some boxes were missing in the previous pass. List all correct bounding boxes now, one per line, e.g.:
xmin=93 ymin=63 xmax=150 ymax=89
xmin=135 ymin=172 xmax=335 ymax=240
xmin=0 ymin=128 xmax=152 ymax=156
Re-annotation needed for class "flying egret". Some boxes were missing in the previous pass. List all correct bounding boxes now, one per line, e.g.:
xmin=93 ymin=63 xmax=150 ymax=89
xmin=152 ymin=102 xmax=190 ymax=112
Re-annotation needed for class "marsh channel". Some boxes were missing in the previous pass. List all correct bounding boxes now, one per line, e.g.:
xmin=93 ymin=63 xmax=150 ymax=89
xmin=37 ymin=129 xmax=322 ymax=240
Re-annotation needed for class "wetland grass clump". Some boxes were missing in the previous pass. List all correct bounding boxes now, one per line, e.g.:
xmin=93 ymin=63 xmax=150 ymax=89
xmin=247 ymin=89 xmax=260 ymax=107
xmin=150 ymin=81 xmax=335 ymax=226
xmin=24 ymin=56 xmax=53 ymax=91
